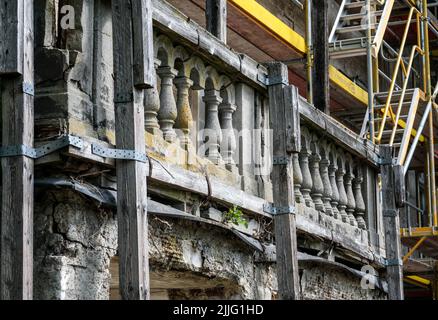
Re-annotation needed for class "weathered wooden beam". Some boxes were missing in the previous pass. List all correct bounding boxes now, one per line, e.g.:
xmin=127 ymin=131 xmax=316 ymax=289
xmin=206 ymin=0 xmax=227 ymax=43
xmin=112 ymin=0 xmax=150 ymax=300
xmin=267 ymin=62 xmax=300 ymax=300
xmin=380 ymin=145 xmax=404 ymax=300
xmin=132 ymin=0 xmax=155 ymax=88
xmin=0 ymin=0 xmax=24 ymax=75
xmin=311 ymin=0 xmax=329 ymax=114
xmin=0 ymin=0 xmax=34 ymax=300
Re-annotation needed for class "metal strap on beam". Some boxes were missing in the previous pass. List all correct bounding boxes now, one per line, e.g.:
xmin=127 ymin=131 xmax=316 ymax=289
xmin=386 ymin=258 xmax=403 ymax=267
xmin=383 ymin=209 xmax=398 ymax=217
xmin=22 ymin=82 xmax=35 ymax=96
xmin=263 ymin=203 xmax=296 ymax=216
xmin=273 ymin=156 xmax=290 ymax=165
xmin=91 ymin=144 xmax=149 ymax=163
xmin=0 ymin=135 xmax=83 ymax=159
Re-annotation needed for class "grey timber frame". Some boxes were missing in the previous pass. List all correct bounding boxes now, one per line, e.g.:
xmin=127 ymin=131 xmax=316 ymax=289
xmin=380 ymin=146 xmax=404 ymax=300
xmin=206 ymin=0 xmax=227 ymax=43
xmin=0 ymin=0 xmax=35 ymax=300
xmin=267 ymin=62 xmax=301 ymax=300
xmin=112 ymin=0 xmax=154 ymax=300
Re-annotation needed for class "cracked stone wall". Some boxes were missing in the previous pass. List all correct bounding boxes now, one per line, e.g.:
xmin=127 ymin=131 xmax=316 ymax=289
xmin=34 ymin=189 xmax=117 ymax=300
xmin=34 ymin=188 xmax=387 ymax=300
xmin=301 ymin=265 xmax=387 ymax=300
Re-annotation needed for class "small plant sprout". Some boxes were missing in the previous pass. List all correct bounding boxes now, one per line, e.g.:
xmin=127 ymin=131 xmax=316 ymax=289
xmin=223 ymin=205 xmax=249 ymax=228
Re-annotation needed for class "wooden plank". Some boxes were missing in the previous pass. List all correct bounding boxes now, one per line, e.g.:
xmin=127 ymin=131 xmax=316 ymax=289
xmin=112 ymin=0 xmax=150 ymax=300
xmin=132 ymin=0 xmax=155 ymax=88
xmin=206 ymin=0 xmax=227 ymax=43
xmin=0 ymin=0 xmax=24 ymax=74
xmin=267 ymin=62 xmax=300 ymax=300
xmin=0 ymin=0 xmax=33 ymax=300
xmin=311 ymin=0 xmax=329 ymax=114
xmin=380 ymin=145 xmax=404 ymax=300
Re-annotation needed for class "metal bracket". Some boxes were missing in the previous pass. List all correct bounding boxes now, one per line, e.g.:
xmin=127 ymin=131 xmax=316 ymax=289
xmin=91 ymin=144 xmax=148 ymax=163
xmin=266 ymin=76 xmax=288 ymax=87
xmin=0 ymin=135 xmax=83 ymax=159
xmin=385 ymin=258 xmax=402 ymax=267
xmin=383 ymin=209 xmax=398 ymax=217
xmin=273 ymin=156 xmax=290 ymax=165
xmin=263 ymin=203 xmax=295 ymax=216
xmin=22 ymin=82 xmax=35 ymax=96
xmin=114 ymin=92 xmax=133 ymax=103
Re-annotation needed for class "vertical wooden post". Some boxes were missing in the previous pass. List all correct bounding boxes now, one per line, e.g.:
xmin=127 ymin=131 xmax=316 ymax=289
xmin=112 ymin=0 xmax=153 ymax=300
xmin=267 ymin=62 xmax=301 ymax=300
xmin=206 ymin=0 xmax=227 ymax=43
xmin=0 ymin=0 xmax=34 ymax=300
xmin=311 ymin=0 xmax=329 ymax=114
xmin=380 ymin=145 xmax=404 ymax=300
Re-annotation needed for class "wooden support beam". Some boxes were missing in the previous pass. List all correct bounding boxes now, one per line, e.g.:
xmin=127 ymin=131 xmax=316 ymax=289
xmin=267 ymin=62 xmax=300 ymax=300
xmin=206 ymin=0 xmax=227 ymax=43
xmin=311 ymin=0 xmax=329 ymax=114
xmin=0 ymin=0 xmax=34 ymax=300
xmin=112 ymin=0 xmax=151 ymax=300
xmin=0 ymin=0 xmax=24 ymax=75
xmin=380 ymin=145 xmax=404 ymax=300
xmin=132 ymin=0 xmax=155 ymax=88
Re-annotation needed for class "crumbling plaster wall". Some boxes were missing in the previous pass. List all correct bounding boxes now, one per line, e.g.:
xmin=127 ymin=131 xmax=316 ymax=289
xmin=34 ymin=188 xmax=386 ymax=300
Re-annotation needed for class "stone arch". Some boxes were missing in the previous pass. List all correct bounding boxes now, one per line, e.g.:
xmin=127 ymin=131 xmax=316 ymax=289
xmin=204 ymin=66 xmax=221 ymax=91
xmin=219 ymin=75 xmax=235 ymax=104
xmin=186 ymin=56 xmax=206 ymax=89
xmin=154 ymin=35 xmax=175 ymax=67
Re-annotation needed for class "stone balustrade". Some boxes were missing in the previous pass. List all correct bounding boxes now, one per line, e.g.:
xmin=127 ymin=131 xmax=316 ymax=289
xmin=147 ymin=32 xmax=377 ymax=236
xmin=296 ymin=126 xmax=372 ymax=232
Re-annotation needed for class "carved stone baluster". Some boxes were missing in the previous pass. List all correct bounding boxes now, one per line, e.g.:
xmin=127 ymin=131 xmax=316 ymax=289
xmin=345 ymin=156 xmax=358 ymax=227
xmin=203 ymin=89 xmax=223 ymax=164
xmin=293 ymin=153 xmax=305 ymax=204
xmin=320 ymin=143 xmax=333 ymax=217
xmin=310 ymin=138 xmax=325 ymax=213
xmin=219 ymin=101 xmax=237 ymax=171
xmin=144 ymin=59 xmax=161 ymax=135
xmin=336 ymin=153 xmax=348 ymax=223
xmin=328 ymin=148 xmax=340 ymax=220
xmin=157 ymin=66 xmax=178 ymax=142
xmin=174 ymin=76 xmax=194 ymax=148
xmin=299 ymin=129 xmax=314 ymax=209
xmin=354 ymin=165 xmax=367 ymax=230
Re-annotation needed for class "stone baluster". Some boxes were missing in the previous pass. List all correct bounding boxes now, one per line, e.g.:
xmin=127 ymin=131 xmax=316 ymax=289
xmin=174 ymin=76 xmax=194 ymax=148
xmin=144 ymin=59 xmax=161 ymax=135
xmin=299 ymin=135 xmax=314 ymax=209
xmin=157 ymin=66 xmax=178 ymax=142
xmin=336 ymin=154 xmax=349 ymax=223
xmin=219 ymin=101 xmax=237 ymax=171
xmin=345 ymin=158 xmax=358 ymax=227
xmin=293 ymin=153 xmax=305 ymax=204
xmin=310 ymin=139 xmax=325 ymax=213
xmin=354 ymin=165 xmax=367 ymax=230
xmin=328 ymin=152 xmax=340 ymax=220
xmin=320 ymin=145 xmax=333 ymax=217
xmin=203 ymin=89 xmax=223 ymax=164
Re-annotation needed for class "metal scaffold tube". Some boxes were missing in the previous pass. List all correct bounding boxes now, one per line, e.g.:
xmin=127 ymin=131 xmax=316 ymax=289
xmin=422 ymin=0 xmax=437 ymax=227
xmin=305 ymin=0 xmax=313 ymax=104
